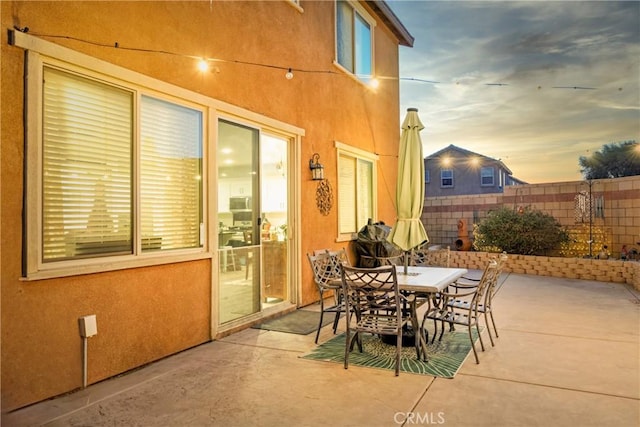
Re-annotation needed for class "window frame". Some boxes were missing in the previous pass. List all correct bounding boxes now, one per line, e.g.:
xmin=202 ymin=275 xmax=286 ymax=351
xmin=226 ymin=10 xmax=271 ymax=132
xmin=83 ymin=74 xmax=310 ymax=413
xmin=425 ymin=169 xmax=431 ymax=184
xmin=335 ymin=141 xmax=378 ymax=241
xmin=25 ymin=55 xmax=208 ymax=278
xmin=334 ymin=0 xmax=376 ymax=83
xmin=440 ymin=169 xmax=454 ymax=188
xmin=480 ymin=166 xmax=495 ymax=186
xmin=16 ymin=31 xmax=305 ymax=281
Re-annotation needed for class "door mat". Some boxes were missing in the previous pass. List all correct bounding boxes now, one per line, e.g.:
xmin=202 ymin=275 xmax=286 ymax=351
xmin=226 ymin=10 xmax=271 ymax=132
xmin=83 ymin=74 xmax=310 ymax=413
xmin=252 ymin=310 xmax=338 ymax=335
xmin=301 ymin=329 xmax=478 ymax=378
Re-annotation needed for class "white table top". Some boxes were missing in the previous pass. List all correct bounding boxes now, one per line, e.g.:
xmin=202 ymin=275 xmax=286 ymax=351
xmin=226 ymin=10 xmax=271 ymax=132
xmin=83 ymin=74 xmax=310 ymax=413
xmin=395 ymin=266 xmax=468 ymax=294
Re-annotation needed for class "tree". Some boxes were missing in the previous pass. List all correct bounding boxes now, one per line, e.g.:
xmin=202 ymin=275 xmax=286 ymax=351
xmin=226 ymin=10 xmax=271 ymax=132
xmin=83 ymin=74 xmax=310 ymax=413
xmin=473 ymin=207 xmax=569 ymax=256
xmin=579 ymin=140 xmax=640 ymax=179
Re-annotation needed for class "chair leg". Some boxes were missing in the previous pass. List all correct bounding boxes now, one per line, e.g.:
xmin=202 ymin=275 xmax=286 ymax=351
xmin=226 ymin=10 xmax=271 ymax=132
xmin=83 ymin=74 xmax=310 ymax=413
xmin=489 ymin=311 xmax=499 ymax=338
xmin=315 ymin=297 xmax=325 ymax=344
xmin=332 ymin=311 xmax=340 ymax=334
xmin=344 ymin=330 xmax=352 ymax=370
xmin=476 ymin=323 xmax=485 ymax=352
xmin=395 ymin=333 xmax=401 ymax=376
xmin=468 ymin=324 xmax=480 ymax=364
xmin=484 ymin=311 xmax=495 ymax=347
xmin=315 ymin=310 xmax=325 ymax=344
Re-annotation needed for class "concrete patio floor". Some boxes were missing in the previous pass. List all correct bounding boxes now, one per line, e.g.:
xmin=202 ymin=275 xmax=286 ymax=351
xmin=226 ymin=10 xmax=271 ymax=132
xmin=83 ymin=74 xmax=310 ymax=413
xmin=3 ymin=272 xmax=640 ymax=426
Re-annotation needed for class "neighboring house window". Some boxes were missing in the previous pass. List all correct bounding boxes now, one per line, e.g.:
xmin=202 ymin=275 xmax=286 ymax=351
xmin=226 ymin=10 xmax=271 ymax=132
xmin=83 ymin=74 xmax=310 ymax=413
xmin=425 ymin=169 xmax=430 ymax=183
xmin=336 ymin=0 xmax=374 ymax=82
xmin=336 ymin=142 xmax=377 ymax=239
xmin=481 ymin=167 xmax=495 ymax=186
xmin=441 ymin=169 xmax=454 ymax=187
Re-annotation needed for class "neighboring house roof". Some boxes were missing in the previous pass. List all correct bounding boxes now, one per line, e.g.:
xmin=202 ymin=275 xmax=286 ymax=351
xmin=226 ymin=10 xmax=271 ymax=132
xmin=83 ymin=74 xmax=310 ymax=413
xmin=367 ymin=1 xmax=414 ymax=47
xmin=425 ymin=144 xmax=518 ymax=178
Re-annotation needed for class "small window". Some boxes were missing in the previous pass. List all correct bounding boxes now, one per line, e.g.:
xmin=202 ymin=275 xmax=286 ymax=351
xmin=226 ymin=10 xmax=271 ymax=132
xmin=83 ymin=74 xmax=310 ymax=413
xmin=336 ymin=0 xmax=374 ymax=82
xmin=481 ymin=167 xmax=495 ymax=186
xmin=336 ymin=143 xmax=377 ymax=240
xmin=441 ymin=169 xmax=453 ymax=188
xmin=425 ymin=169 xmax=430 ymax=183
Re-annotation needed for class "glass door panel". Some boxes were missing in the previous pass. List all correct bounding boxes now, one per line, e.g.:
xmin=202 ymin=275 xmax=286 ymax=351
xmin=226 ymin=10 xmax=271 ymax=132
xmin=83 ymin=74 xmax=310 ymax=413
xmin=259 ymin=134 xmax=289 ymax=306
xmin=217 ymin=122 xmax=290 ymax=324
xmin=218 ymin=120 xmax=261 ymax=323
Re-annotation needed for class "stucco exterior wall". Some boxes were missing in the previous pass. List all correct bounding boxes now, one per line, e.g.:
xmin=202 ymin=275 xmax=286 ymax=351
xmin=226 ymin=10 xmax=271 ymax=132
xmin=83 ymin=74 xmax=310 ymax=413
xmin=1 ymin=1 xmax=404 ymax=410
xmin=423 ymin=176 xmax=640 ymax=258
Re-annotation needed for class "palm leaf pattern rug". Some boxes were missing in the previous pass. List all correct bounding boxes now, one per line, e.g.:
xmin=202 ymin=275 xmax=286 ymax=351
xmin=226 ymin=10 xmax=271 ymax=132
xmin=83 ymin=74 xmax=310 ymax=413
xmin=301 ymin=328 xmax=479 ymax=378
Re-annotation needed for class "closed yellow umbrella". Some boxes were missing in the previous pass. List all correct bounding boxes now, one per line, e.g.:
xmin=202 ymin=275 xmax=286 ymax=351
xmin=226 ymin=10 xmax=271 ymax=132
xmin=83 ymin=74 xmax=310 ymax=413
xmin=387 ymin=108 xmax=429 ymax=270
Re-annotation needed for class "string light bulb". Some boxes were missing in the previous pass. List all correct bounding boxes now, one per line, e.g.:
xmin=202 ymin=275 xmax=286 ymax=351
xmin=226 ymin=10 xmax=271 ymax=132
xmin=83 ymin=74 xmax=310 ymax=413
xmin=197 ymin=59 xmax=209 ymax=72
xmin=285 ymin=68 xmax=294 ymax=80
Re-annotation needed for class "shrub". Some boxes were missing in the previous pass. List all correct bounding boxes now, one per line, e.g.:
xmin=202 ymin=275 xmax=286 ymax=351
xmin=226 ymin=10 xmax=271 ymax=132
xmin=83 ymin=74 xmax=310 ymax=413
xmin=473 ymin=207 xmax=569 ymax=255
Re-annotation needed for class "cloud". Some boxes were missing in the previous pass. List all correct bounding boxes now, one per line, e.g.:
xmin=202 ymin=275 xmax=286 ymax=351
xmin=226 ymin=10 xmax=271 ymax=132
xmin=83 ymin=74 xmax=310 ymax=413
xmin=389 ymin=0 xmax=640 ymax=183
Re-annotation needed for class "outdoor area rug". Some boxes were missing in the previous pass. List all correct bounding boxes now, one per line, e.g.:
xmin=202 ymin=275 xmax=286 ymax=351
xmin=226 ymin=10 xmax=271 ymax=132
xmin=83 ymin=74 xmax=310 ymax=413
xmin=252 ymin=310 xmax=337 ymax=335
xmin=301 ymin=328 xmax=479 ymax=378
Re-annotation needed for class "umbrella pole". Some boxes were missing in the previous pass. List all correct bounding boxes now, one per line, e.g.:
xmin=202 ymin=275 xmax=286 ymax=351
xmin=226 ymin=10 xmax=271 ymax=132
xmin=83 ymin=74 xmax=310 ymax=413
xmin=403 ymin=249 xmax=411 ymax=275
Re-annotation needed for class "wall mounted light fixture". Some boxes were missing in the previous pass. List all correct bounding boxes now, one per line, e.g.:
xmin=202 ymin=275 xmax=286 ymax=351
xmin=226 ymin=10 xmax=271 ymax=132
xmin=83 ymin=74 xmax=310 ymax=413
xmin=309 ymin=153 xmax=324 ymax=180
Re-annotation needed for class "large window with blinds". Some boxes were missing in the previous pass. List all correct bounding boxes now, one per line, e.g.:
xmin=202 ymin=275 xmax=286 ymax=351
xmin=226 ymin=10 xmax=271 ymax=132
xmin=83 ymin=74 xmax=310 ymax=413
xmin=337 ymin=143 xmax=377 ymax=239
xmin=39 ymin=66 xmax=203 ymax=264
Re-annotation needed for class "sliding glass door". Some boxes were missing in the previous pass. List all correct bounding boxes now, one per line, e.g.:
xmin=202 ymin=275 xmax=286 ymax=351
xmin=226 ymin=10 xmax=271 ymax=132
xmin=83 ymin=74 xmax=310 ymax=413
xmin=217 ymin=120 xmax=289 ymax=324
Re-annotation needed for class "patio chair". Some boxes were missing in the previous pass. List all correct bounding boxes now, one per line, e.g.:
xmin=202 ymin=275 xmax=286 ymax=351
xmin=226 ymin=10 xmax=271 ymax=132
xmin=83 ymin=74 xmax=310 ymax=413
xmin=341 ymin=264 xmax=424 ymax=376
xmin=447 ymin=252 xmax=508 ymax=346
xmin=307 ymin=249 xmax=351 ymax=344
xmin=408 ymin=246 xmax=450 ymax=267
xmin=422 ymin=259 xmax=499 ymax=364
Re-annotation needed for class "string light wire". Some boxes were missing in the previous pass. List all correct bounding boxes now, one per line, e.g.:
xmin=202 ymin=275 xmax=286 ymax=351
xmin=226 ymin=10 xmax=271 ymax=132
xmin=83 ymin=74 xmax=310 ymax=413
xmin=18 ymin=29 xmax=626 ymax=91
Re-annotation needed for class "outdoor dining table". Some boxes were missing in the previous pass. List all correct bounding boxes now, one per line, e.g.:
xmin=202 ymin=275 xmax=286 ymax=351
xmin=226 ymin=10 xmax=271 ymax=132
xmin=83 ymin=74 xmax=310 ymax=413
xmin=395 ymin=265 xmax=468 ymax=294
xmin=391 ymin=265 xmax=468 ymax=357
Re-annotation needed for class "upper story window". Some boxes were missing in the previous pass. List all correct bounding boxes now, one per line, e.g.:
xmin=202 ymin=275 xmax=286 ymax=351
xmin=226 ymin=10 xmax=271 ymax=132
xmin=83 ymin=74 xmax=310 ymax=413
xmin=336 ymin=0 xmax=375 ymax=82
xmin=481 ymin=167 xmax=495 ymax=186
xmin=336 ymin=142 xmax=378 ymax=240
xmin=441 ymin=169 xmax=454 ymax=188
xmin=425 ymin=169 xmax=431 ymax=183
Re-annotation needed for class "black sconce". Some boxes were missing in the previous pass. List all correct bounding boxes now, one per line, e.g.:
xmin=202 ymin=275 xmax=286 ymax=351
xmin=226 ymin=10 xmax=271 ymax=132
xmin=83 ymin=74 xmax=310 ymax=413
xmin=309 ymin=153 xmax=324 ymax=180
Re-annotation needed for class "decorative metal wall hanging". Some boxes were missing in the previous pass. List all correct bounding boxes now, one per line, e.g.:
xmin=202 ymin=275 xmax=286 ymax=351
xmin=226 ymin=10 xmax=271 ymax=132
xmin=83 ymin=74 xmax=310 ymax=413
xmin=315 ymin=179 xmax=333 ymax=216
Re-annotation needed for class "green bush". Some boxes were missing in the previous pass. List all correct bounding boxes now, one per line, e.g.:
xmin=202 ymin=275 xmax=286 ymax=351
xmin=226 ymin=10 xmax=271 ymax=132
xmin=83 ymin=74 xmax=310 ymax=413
xmin=473 ymin=207 xmax=569 ymax=256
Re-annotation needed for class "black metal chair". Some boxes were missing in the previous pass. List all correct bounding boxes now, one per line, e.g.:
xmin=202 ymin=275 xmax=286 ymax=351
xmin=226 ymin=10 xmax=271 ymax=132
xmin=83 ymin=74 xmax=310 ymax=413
xmin=341 ymin=264 xmax=426 ymax=376
xmin=447 ymin=252 xmax=508 ymax=346
xmin=307 ymin=249 xmax=350 ymax=344
xmin=422 ymin=259 xmax=499 ymax=364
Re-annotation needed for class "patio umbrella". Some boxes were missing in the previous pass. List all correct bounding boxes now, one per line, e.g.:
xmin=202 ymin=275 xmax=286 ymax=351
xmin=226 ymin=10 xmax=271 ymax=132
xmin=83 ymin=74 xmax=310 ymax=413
xmin=387 ymin=108 xmax=429 ymax=273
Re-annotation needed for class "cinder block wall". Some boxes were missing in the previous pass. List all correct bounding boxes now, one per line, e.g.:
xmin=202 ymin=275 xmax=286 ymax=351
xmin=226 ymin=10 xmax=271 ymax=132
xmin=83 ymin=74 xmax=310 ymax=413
xmin=423 ymin=176 xmax=640 ymax=259
xmin=449 ymin=251 xmax=640 ymax=291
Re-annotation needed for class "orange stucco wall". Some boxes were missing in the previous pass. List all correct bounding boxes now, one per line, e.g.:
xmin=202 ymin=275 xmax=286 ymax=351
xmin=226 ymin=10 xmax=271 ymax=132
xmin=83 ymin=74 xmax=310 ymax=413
xmin=1 ymin=1 xmax=403 ymax=410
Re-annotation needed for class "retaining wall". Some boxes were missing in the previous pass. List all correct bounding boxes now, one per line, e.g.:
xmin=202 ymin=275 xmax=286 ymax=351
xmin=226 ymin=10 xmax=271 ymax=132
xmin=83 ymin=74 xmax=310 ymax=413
xmin=449 ymin=250 xmax=640 ymax=291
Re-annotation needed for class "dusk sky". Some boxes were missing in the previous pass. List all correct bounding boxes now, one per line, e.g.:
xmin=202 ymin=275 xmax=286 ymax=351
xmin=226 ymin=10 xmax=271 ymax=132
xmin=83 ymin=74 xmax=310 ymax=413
xmin=386 ymin=1 xmax=640 ymax=184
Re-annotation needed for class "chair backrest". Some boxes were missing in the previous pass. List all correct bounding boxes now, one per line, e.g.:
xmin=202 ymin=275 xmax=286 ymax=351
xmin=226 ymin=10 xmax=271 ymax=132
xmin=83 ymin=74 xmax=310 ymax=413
xmin=340 ymin=265 xmax=400 ymax=317
xmin=307 ymin=252 xmax=338 ymax=289
xmin=409 ymin=246 xmax=450 ymax=267
xmin=470 ymin=259 xmax=500 ymax=310
xmin=485 ymin=252 xmax=508 ymax=301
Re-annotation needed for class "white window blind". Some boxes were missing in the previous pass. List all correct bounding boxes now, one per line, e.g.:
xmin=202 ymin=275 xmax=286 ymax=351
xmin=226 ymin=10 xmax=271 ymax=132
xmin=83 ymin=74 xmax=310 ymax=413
xmin=356 ymin=158 xmax=373 ymax=228
xmin=338 ymin=154 xmax=356 ymax=234
xmin=140 ymin=96 xmax=203 ymax=251
xmin=42 ymin=67 xmax=133 ymax=261
xmin=338 ymin=152 xmax=374 ymax=235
